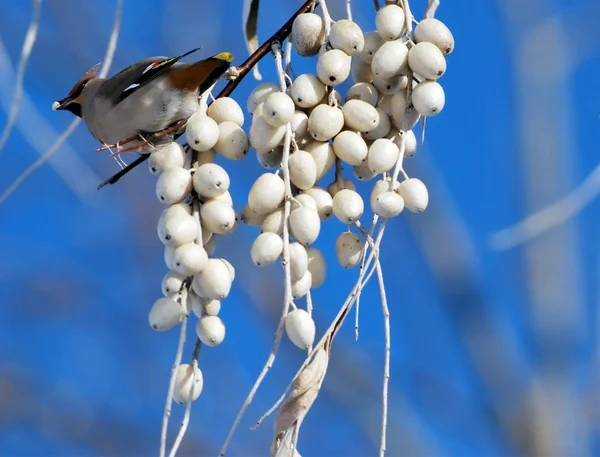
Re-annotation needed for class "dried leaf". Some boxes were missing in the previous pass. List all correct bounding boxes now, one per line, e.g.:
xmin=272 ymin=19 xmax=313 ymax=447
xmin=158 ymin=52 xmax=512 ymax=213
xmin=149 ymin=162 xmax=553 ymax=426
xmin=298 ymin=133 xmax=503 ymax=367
xmin=242 ymin=0 xmax=262 ymax=80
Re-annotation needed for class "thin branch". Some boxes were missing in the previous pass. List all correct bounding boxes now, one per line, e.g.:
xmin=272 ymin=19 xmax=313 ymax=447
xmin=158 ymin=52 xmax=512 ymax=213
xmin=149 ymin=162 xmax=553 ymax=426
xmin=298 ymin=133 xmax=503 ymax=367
xmin=0 ymin=0 xmax=42 ymax=155
xmin=0 ymin=0 xmax=122 ymax=204
xmin=490 ymin=162 xmax=600 ymax=250
xmin=160 ymin=312 xmax=189 ymax=457
xmin=375 ymin=260 xmax=390 ymax=457
xmin=218 ymin=42 xmax=294 ymax=457
xmin=346 ymin=0 xmax=353 ymax=20
xmin=424 ymin=0 xmax=440 ymax=19
xmin=317 ymin=0 xmax=333 ymax=37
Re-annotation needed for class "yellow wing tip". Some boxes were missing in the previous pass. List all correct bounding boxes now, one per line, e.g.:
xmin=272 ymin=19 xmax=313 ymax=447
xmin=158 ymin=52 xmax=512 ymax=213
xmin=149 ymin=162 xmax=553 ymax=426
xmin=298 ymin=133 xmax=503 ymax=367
xmin=214 ymin=52 xmax=234 ymax=63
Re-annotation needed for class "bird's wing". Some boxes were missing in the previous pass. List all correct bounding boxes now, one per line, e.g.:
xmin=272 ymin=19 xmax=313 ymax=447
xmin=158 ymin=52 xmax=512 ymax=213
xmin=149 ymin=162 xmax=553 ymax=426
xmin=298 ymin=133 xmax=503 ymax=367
xmin=112 ymin=47 xmax=201 ymax=104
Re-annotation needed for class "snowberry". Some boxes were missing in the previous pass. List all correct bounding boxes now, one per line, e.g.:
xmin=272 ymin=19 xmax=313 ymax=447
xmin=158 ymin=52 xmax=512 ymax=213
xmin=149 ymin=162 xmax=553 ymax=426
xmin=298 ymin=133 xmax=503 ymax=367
xmin=336 ymin=232 xmax=364 ymax=268
xmin=371 ymin=178 xmax=396 ymax=209
xmin=308 ymin=105 xmax=344 ymax=141
xmin=289 ymin=242 xmax=309 ymax=282
xmin=329 ymin=20 xmax=365 ymax=55
xmin=332 ymin=188 xmax=364 ymax=223
xmin=157 ymin=210 xmax=198 ymax=247
xmin=361 ymin=31 xmax=385 ymax=64
xmin=404 ymin=129 xmax=417 ymax=157
xmin=327 ymin=178 xmax=356 ymax=196
xmin=285 ymin=309 xmax=315 ymax=349
xmin=248 ymin=173 xmax=285 ymax=214
xmin=241 ymin=205 xmax=266 ymax=226
xmin=247 ymin=82 xmax=280 ymax=114
xmin=215 ymin=121 xmax=249 ymax=160
xmin=291 ymin=270 xmax=312 ymax=298
xmin=193 ymin=163 xmax=229 ymax=198
xmin=291 ymin=193 xmax=317 ymax=212
xmin=317 ymin=49 xmax=351 ymax=86
xmin=164 ymin=246 xmax=176 ymax=270
xmin=353 ymin=161 xmax=378 ymax=181
xmin=291 ymin=74 xmax=326 ymax=108
xmin=196 ymin=315 xmax=226 ymax=346
xmin=156 ymin=167 xmax=192 ymax=205
xmin=412 ymin=80 xmax=445 ymax=117
xmin=306 ymin=247 xmax=326 ymax=287
xmin=291 ymin=12 xmax=326 ymax=56
xmin=305 ymin=141 xmax=335 ymax=181
xmin=193 ymin=258 xmax=233 ymax=300
xmin=290 ymin=110 xmax=309 ymax=139
xmin=257 ymin=147 xmax=283 ymax=169
xmin=351 ymin=58 xmax=373 ymax=84
xmin=207 ymin=97 xmax=244 ymax=126
xmin=172 ymin=364 xmax=203 ymax=404
xmin=373 ymin=191 xmax=405 ymax=218
xmin=251 ymin=232 xmax=284 ymax=266
xmin=261 ymin=206 xmax=285 ymax=235
xmin=249 ymin=114 xmax=286 ymax=153
xmin=342 ymin=99 xmax=380 ymax=132
xmin=414 ymin=18 xmax=455 ymax=55
xmin=376 ymin=5 xmax=406 ymax=41
xmin=390 ymin=90 xmax=421 ymax=131
xmin=397 ymin=178 xmax=429 ymax=212
xmin=408 ymin=42 xmax=447 ymax=80
xmin=196 ymin=148 xmax=216 ymax=166
xmin=202 ymin=298 xmax=221 ymax=316
xmin=364 ymin=108 xmax=391 ymax=140
xmin=148 ymin=142 xmax=186 ymax=176
xmin=367 ymin=138 xmax=399 ymax=173
xmin=263 ymin=92 xmax=295 ymax=127
xmin=302 ymin=187 xmax=333 ymax=220
xmin=161 ymin=271 xmax=186 ymax=296
xmin=346 ymin=82 xmax=379 ymax=107
xmin=372 ymin=74 xmax=407 ymax=95
xmin=149 ymin=296 xmax=183 ymax=331
xmin=200 ymin=200 xmax=237 ymax=235
xmin=371 ymin=40 xmax=408 ymax=79
xmin=289 ymin=206 xmax=321 ymax=246
xmin=186 ymin=113 xmax=220 ymax=152
xmin=172 ymin=243 xmax=209 ymax=275
xmin=332 ymin=130 xmax=368 ymax=165
xmin=289 ymin=150 xmax=318 ymax=190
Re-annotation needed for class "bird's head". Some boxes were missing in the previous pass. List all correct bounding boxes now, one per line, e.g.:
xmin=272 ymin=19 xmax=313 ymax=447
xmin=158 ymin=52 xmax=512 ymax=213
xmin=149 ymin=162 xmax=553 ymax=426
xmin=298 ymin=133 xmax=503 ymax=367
xmin=52 ymin=63 xmax=101 ymax=118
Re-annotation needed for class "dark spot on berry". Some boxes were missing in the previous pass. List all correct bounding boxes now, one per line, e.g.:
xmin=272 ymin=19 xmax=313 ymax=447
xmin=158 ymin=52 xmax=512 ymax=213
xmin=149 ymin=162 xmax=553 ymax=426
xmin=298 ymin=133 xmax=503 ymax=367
xmin=165 ymin=235 xmax=171 ymax=240
xmin=297 ymin=98 xmax=303 ymax=103
xmin=194 ymin=140 xmax=199 ymax=144
xmin=160 ymin=196 xmax=165 ymax=201
xmin=329 ymin=76 xmax=336 ymax=82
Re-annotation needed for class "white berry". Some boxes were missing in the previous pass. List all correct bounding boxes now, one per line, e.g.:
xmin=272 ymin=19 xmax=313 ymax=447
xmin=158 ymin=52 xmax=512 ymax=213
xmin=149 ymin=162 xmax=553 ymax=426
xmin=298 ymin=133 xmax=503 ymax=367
xmin=148 ymin=142 xmax=186 ymax=176
xmin=186 ymin=113 xmax=220 ymax=152
xmin=329 ymin=20 xmax=365 ymax=56
xmin=251 ymin=232 xmax=284 ymax=266
xmin=172 ymin=364 xmax=203 ymax=404
xmin=156 ymin=167 xmax=192 ymax=205
xmin=207 ymin=97 xmax=244 ymax=127
xmin=285 ymin=309 xmax=315 ymax=349
xmin=336 ymin=232 xmax=364 ymax=268
xmin=193 ymin=163 xmax=229 ymax=198
xmin=317 ymin=49 xmax=351 ymax=87
xmin=172 ymin=242 xmax=209 ymax=275
xmin=291 ymin=74 xmax=326 ymax=108
xmin=412 ymin=80 xmax=445 ymax=117
xmin=397 ymin=178 xmax=429 ymax=212
xmin=196 ymin=315 xmax=226 ymax=346
xmin=149 ymin=297 xmax=183 ymax=331
xmin=288 ymin=150 xmax=317 ymax=190
xmin=332 ymin=131 xmax=368 ymax=165
xmin=332 ymin=188 xmax=364 ymax=223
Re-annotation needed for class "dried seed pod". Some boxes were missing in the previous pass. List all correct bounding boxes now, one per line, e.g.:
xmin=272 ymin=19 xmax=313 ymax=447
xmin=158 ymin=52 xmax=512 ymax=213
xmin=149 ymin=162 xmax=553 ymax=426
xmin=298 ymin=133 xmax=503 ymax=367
xmin=306 ymin=247 xmax=326 ymax=287
xmin=215 ymin=121 xmax=249 ymax=160
xmin=193 ymin=163 xmax=230 ymax=198
xmin=371 ymin=40 xmax=408 ymax=79
xmin=291 ymin=74 xmax=326 ymax=108
xmin=345 ymin=82 xmax=379 ymax=107
xmin=196 ymin=315 xmax=226 ymax=346
xmin=247 ymin=82 xmax=280 ymax=114
xmin=376 ymin=5 xmax=406 ymax=41
xmin=289 ymin=242 xmax=309 ymax=282
xmin=408 ymin=41 xmax=447 ymax=80
xmin=291 ymin=270 xmax=312 ymax=298
xmin=414 ymin=18 xmax=455 ymax=55
xmin=173 ymin=364 xmax=203 ymax=404
xmin=361 ymin=31 xmax=385 ymax=64
xmin=317 ymin=49 xmax=351 ymax=86
xmin=327 ymin=178 xmax=356 ymax=196
xmin=332 ymin=130 xmax=368 ymax=165
xmin=186 ymin=113 xmax=220 ymax=152
xmin=261 ymin=206 xmax=285 ymax=235
xmin=149 ymin=296 xmax=183 ymax=331
xmin=248 ymin=173 xmax=285 ymax=214
xmin=172 ymin=242 xmax=209 ymax=275
xmin=249 ymin=114 xmax=286 ymax=153
xmin=308 ymin=104 xmax=344 ymax=141
xmin=342 ymin=99 xmax=380 ymax=132
xmin=291 ymin=12 xmax=326 ymax=56
xmin=332 ymin=188 xmax=364 ymax=223
xmin=302 ymin=187 xmax=333 ymax=220
xmin=305 ymin=141 xmax=335 ymax=181
xmin=335 ymin=232 xmax=364 ymax=268
xmin=257 ymin=146 xmax=283 ymax=169
xmin=289 ymin=206 xmax=321 ymax=246
xmin=207 ymin=97 xmax=244 ymax=126
xmin=148 ymin=142 xmax=186 ymax=176
xmin=161 ymin=271 xmax=187 ymax=296
xmin=372 ymin=191 xmax=405 ymax=218
xmin=363 ymin=108 xmax=391 ymax=140
xmin=412 ymin=80 xmax=445 ymax=117
xmin=367 ymin=138 xmax=399 ymax=173
xmin=285 ymin=309 xmax=316 ymax=349
xmin=200 ymin=200 xmax=237 ymax=235
xmin=251 ymin=232 xmax=284 ymax=266
xmin=157 ymin=210 xmax=198 ymax=247
xmin=156 ymin=167 xmax=192 ymax=205
xmin=329 ymin=19 xmax=365 ymax=55
xmin=397 ymin=178 xmax=429 ymax=212
xmin=193 ymin=258 xmax=233 ymax=300
xmin=263 ymin=92 xmax=296 ymax=127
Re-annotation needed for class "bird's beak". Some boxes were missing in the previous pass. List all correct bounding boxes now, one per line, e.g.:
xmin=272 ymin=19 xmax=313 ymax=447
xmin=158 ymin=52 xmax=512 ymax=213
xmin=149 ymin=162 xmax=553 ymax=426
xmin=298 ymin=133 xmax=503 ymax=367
xmin=52 ymin=96 xmax=74 ymax=111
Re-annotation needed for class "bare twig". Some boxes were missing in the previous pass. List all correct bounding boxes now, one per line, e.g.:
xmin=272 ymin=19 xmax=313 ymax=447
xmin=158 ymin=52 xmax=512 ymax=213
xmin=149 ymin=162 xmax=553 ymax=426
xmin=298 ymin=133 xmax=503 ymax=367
xmin=346 ymin=0 xmax=353 ymax=20
xmin=376 ymin=260 xmax=390 ymax=457
xmin=218 ymin=42 xmax=295 ymax=457
xmin=490 ymin=162 xmax=600 ymax=250
xmin=0 ymin=0 xmax=42 ymax=155
xmin=424 ymin=0 xmax=440 ymax=19
xmin=401 ymin=0 xmax=415 ymax=36
xmin=317 ymin=0 xmax=333 ymax=37
xmin=0 ymin=0 xmax=122 ymax=203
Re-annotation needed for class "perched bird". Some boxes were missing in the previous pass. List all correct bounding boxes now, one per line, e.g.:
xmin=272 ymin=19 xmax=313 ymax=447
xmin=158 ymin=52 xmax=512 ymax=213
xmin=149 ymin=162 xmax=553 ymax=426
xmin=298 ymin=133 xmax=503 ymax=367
xmin=52 ymin=48 xmax=233 ymax=147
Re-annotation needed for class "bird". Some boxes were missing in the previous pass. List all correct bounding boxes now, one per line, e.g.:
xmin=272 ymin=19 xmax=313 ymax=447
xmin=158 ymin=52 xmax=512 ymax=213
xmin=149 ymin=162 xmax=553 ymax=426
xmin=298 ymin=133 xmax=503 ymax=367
xmin=52 ymin=48 xmax=234 ymax=149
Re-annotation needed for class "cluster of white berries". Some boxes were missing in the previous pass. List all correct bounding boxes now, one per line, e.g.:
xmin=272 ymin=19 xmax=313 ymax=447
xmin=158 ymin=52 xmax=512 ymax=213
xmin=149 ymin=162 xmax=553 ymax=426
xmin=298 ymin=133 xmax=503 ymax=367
xmin=147 ymin=97 xmax=249 ymax=404
xmin=240 ymin=3 xmax=453 ymax=350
